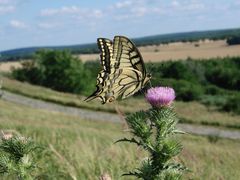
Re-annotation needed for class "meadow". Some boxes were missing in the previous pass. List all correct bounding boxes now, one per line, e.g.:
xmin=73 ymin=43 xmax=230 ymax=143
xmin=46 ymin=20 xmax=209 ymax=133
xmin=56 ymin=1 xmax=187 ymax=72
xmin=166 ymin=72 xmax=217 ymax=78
xmin=0 ymin=99 xmax=240 ymax=179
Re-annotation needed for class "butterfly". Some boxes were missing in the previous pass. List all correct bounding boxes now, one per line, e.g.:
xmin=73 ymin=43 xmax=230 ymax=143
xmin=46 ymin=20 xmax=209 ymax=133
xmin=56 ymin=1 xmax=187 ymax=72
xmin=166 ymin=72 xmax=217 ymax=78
xmin=85 ymin=36 xmax=151 ymax=104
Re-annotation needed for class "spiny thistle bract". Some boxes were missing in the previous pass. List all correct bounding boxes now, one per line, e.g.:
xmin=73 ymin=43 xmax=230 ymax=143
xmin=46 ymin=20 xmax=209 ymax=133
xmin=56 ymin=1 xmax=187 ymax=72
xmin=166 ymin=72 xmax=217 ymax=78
xmin=0 ymin=134 xmax=40 ymax=179
xmin=117 ymin=87 xmax=187 ymax=180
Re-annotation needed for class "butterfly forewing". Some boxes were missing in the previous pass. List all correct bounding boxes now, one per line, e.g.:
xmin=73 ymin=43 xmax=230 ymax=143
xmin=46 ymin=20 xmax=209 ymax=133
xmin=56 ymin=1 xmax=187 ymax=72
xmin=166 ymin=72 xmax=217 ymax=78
xmin=113 ymin=36 xmax=146 ymax=77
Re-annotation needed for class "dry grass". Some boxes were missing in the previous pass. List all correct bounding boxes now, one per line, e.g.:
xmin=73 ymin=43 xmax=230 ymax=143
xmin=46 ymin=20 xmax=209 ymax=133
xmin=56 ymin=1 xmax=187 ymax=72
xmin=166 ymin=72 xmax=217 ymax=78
xmin=0 ymin=61 xmax=23 ymax=72
xmin=78 ymin=39 xmax=240 ymax=62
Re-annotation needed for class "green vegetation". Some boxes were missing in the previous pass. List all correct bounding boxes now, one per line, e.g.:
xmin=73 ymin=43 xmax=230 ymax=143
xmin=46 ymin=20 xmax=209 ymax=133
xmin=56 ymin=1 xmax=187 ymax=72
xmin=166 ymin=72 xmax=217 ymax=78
xmin=0 ymin=99 xmax=240 ymax=179
xmin=1 ymin=27 xmax=240 ymax=61
xmin=2 ymin=77 xmax=240 ymax=129
xmin=118 ymin=106 xmax=186 ymax=179
xmin=11 ymin=51 xmax=240 ymax=114
xmin=12 ymin=50 xmax=95 ymax=95
xmin=0 ymin=136 xmax=42 ymax=179
xmin=227 ymin=36 xmax=240 ymax=45
xmin=147 ymin=57 xmax=240 ymax=114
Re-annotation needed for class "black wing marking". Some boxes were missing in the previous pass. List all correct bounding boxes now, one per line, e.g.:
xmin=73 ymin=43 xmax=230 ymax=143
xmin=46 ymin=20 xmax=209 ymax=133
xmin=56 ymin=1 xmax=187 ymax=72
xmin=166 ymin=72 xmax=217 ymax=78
xmin=97 ymin=38 xmax=113 ymax=73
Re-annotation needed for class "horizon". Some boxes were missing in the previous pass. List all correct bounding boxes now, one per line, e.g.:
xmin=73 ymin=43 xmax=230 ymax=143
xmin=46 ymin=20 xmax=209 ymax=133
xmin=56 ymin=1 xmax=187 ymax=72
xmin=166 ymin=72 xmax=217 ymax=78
xmin=1 ymin=0 xmax=240 ymax=51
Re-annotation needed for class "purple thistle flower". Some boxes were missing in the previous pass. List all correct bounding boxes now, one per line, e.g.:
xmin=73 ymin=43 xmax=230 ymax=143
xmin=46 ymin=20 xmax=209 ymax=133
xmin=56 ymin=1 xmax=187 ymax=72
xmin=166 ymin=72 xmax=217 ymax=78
xmin=146 ymin=87 xmax=175 ymax=107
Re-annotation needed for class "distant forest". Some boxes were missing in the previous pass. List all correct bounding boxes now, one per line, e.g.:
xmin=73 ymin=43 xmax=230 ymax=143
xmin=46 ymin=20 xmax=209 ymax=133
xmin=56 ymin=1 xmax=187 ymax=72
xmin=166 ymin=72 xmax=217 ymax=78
xmin=1 ymin=27 xmax=240 ymax=61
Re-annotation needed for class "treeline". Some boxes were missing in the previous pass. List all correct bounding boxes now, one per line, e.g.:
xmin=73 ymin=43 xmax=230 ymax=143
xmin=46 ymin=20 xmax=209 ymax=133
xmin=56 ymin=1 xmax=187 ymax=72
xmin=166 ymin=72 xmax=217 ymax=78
xmin=0 ymin=44 xmax=98 ymax=62
xmin=2 ymin=27 xmax=240 ymax=61
xmin=134 ymin=28 xmax=240 ymax=46
xmin=11 ymin=50 xmax=240 ymax=114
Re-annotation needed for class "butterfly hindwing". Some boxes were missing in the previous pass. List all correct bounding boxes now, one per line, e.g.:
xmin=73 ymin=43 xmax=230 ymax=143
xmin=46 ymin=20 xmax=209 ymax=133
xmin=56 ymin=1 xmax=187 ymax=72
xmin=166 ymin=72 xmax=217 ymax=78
xmin=84 ymin=38 xmax=113 ymax=103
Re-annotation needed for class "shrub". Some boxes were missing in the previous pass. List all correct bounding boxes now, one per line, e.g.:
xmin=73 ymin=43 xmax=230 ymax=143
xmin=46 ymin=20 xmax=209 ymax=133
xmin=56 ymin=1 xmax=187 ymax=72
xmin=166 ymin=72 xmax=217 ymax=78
xmin=204 ymin=85 xmax=223 ymax=95
xmin=206 ymin=66 xmax=240 ymax=90
xmin=227 ymin=36 xmax=240 ymax=45
xmin=160 ymin=79 xmax=204 ymax=101
xmin=222 ymin=95 xmax=240 ymax=114
xmin=12 ymin=50 xmax=95 ymax=95
xmin=12 ymin=61 xmax=44 ymax=85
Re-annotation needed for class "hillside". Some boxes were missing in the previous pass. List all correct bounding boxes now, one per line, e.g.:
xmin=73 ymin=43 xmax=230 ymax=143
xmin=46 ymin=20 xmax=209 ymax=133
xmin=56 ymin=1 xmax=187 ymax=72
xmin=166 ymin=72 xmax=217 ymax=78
xmin=0 ymin=92 xmax=240 ymax=179
xmin=1 ymin=27 xmax=240 ymax=61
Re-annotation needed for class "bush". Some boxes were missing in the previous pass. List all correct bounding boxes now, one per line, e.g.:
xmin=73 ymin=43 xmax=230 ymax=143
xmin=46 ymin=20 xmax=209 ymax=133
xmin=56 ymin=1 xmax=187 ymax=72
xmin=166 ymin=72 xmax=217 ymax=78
xmin=222 ymin=95 xmax=240 ymax=114
xmin=12 ymin=61 xmax=44 ymax=85
xmin=160 ymin=79 xmax=204 ymax=101
xmin=12 ymin=50 xmax=95 ymax=95
xmin=206 ymin=66 xmax=240 ymax=90
xmin=227 ymin=36 xmax=240 ymax=45
xmin=205 ymin=85 xmax=224 ymax=95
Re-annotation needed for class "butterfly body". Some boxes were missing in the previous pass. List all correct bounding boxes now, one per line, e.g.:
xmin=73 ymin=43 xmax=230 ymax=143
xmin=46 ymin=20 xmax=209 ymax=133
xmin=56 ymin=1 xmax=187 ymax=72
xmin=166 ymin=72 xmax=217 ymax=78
xmin=85 ymin=36 xmax=151 ymax=104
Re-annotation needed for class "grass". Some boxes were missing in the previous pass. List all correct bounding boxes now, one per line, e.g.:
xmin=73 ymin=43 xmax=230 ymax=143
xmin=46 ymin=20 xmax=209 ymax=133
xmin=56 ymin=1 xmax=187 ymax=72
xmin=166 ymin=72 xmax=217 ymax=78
xmin=0 ymin=99 xmax=240 ymax=179
xmin=2 ymin=76 xmax=240 ymax=129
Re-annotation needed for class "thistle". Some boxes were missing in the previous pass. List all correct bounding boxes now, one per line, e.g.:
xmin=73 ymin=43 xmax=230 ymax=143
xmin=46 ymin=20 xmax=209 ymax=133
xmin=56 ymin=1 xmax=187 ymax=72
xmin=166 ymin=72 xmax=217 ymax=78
xmin=0 ymin=132 xmax=39 ymax=180
xmin=117 ymin=86 xmax=186 ymax=180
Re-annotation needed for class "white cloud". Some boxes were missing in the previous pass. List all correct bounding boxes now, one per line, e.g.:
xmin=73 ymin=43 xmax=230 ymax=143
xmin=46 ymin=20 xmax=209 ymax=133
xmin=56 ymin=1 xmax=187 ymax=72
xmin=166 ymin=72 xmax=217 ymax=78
xmin=184 ymin=2 xmax=205 ymax=11
xmin=130 ymin=7 xmax=147 ymax=17
xmin=115 ymin=1 xmax=132 ymax=9
xmin=41 ymin=6 xmax=80 ymax=16
xmin=169 ymin=0 xmax=205 ymax=11
xmin=110 ymin=0 xmax=149 ymax=20
xmin=40 ymin=6 xmax=103 ymax=19
xmin=0 ymin=5 xmax=15 ymax=14
xmin=10 ymin=20 xmax=27 ymax=29
xmin=171 ymin=1 xmax=180 ymax=7
xmin=0 ymin=0 xmax=10 ymax=4
xmin=92 ymin=10 xmax=103 ymax=18
xmin=0 ymin=0 xmax=19 ymax=14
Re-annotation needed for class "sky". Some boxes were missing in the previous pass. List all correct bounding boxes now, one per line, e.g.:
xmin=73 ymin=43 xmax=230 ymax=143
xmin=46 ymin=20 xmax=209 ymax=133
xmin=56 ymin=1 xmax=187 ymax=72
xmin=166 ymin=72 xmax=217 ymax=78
xmin=0 ymin=0 xmax=240 ymax=51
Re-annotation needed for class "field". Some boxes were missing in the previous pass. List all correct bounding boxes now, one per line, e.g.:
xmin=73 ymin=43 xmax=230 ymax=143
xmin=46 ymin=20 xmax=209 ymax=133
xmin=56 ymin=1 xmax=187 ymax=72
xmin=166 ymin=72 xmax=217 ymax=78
xmin=0 ymin=61 xmax=24 ymax=72
xmin=1 ymin=40 xmax=240 ymax=72
xmin=79 ymin=40 xmax=240 ymax=62
xmin=0 ymin=99 xmax=240 ymax=179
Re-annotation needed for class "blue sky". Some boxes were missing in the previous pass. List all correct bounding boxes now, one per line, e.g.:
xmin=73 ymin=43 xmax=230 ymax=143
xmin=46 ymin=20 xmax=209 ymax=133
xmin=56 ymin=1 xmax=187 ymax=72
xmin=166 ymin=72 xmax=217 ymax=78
xmin=0 ymin=0 xmax=240 ymax=51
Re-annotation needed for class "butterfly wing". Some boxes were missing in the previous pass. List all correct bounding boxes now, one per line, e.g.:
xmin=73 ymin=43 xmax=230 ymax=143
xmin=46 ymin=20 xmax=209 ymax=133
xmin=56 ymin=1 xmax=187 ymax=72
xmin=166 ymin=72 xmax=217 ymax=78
xmin=113 ymin=36 xmax=147 ymax=77
xmin=84 ymin=38 xmax=114 ymax=103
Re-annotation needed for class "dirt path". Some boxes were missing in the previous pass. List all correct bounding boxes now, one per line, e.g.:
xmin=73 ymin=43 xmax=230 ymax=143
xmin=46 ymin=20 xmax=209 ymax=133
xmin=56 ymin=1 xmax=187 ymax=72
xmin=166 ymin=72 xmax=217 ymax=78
xmin=2 ymin=91 xmax=240 ymax=140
